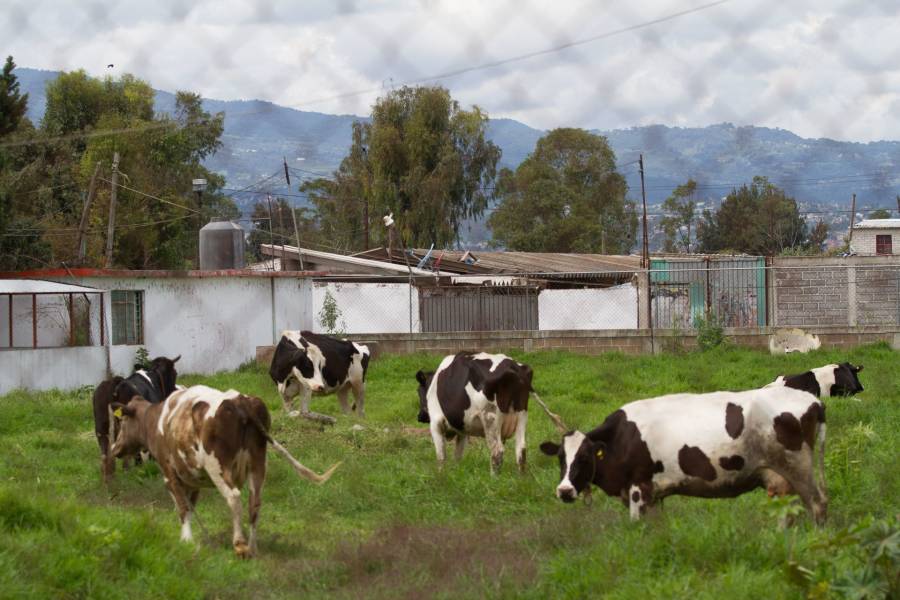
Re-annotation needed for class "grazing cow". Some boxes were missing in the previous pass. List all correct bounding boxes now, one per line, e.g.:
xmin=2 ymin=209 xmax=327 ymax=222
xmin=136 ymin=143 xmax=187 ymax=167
xmin=415 ymin=352 xmax=532 ymax=474
xmin=92 ymin=355 xmax=180 ymax=481
xmin=110 ymin=385 xmax=339 ymax=558
xmin=268 ymin=331 xmax=370 ymax=424
xmin=538 ymin=386 xmax=827 ymax=524
xmin=766 ymin=362 xmax=864 ymax=398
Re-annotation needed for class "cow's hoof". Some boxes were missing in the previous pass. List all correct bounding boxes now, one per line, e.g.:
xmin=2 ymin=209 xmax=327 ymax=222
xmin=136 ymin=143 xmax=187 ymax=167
xmin=234 ymin=541 xmax=252 ymax=559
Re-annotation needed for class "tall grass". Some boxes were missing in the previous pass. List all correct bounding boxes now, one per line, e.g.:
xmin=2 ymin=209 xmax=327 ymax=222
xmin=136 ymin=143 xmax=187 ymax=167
xmin=0 ymin=344 xmax=897 ymax=598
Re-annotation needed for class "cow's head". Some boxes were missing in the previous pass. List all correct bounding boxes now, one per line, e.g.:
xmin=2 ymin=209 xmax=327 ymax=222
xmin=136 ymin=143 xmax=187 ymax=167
xmin=149 ymin=355 xmax=180 ymax=396
xmin=540 ymin=431 xmax=601 ymax=503
xmin=831 ymin=362 xmax=864 ymax=396
xmin=109 ymin=396 xmax=151 ymax=458
xmin=286 ymin=344 xmax=328 ymax=393
xmin=415 ymin=370 xmax=434 ymax=423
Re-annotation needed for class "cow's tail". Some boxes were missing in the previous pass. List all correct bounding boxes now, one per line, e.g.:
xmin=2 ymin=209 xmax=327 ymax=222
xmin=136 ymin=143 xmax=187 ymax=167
xmin=245 ymin=411 xmax=340 ymax=485
xmin=531 ymin=391 xmax=568 ymax=434
xmin=816 ymin=414 xmax=827 ymax=496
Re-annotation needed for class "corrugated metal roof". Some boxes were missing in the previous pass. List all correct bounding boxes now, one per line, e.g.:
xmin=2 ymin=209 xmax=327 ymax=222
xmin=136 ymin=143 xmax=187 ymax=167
xmin=853 ymin=219 xmax=900 ymax=229
xmin=0 ymin=279 xmax=102 ymax=294
xmin=419 ymin=250 xmax=643 ymax=274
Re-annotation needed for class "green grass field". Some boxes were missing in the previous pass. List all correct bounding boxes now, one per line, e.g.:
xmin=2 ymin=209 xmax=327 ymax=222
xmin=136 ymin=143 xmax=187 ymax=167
xmin=1 ymin=344 xmax=898 ymax=599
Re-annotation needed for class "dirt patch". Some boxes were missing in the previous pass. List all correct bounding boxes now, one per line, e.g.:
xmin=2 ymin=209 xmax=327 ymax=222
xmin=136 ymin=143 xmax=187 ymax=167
xmin=331 ymin=522 xmax=536 ymax=599
xmin=324 ymin=510 xmax=617 ymax=599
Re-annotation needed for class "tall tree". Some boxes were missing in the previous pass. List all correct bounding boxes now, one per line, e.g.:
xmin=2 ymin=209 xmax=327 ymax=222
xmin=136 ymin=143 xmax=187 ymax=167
xmin=488 ymin=128 xmax=636 ymax=253
xmin=0 ymin=56 xmax=29 ymax=136
xmin=658 ymin=179 xmax=697 ymax=253
xmin=696 ymin=176 xmax=810 ymax=255
xmin=302 ymin=86 xmax=500 ymax=250
xmin=1 ymin=69 xmax=230 ymax=269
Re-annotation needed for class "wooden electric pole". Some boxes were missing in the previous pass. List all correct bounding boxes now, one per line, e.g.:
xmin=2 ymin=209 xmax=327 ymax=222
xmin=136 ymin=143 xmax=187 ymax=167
xmin=103 ymin=153 xmax=120 ymax=268
xmin=848 ymin=193 xmax=857 ymax=247
xmin=639 ymin=154 xmax=649 ymax=267
xmin=76 ymin=162 xmax=101 ymax=265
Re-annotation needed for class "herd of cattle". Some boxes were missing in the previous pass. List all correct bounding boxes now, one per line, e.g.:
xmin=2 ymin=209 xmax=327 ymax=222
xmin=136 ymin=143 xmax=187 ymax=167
xmin=91 ymin=330 xmax=865 ymax=557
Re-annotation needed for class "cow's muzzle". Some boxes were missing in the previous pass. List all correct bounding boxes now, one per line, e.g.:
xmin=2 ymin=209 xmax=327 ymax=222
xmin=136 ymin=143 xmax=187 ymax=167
xmin=557 ymin=484 xmax=577 ymax=503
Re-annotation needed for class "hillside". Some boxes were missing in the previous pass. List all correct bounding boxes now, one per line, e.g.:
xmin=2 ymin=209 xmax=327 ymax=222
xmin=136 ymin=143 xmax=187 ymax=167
xmin=17 ymin=68 xmax=900 ymax=244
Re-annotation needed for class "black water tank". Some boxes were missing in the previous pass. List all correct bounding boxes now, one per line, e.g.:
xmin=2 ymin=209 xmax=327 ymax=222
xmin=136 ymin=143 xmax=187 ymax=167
xmin=199 ymin=218 xmax=245 ymax=269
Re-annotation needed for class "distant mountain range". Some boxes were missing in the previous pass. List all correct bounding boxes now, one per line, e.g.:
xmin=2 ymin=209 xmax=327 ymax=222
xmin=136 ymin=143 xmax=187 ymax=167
xmin=17 ymin=68 xmax=900 ymax=245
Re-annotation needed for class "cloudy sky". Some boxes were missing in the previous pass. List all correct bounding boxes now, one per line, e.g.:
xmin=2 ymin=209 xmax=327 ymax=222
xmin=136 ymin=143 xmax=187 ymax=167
xmin=5 ymin=0 xmax=900 ymax=141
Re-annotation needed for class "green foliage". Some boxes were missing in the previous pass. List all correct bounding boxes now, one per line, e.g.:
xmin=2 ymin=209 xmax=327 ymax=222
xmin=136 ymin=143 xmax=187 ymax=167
xmin=788 ymin=516 xmax=900 ymax=599
xmin=659 ymin=178 xmax=697 ymax=253
xmin=695 ymin=314 xmax=725 ymax=350
xmin=0 ymin=56 xmax=29 ymax=137
xmin=489 ymin=128 xmax=636 ymax=253
xmin=697 ymin=176 xmax=812 ymax=255
xmin=1 ymin=68 xmax=229 ymax=270
xmin=867 ymin=208 xmax=892 ymax=220
xmin=317 ymin=289 xmax=346 ymax=335
xmin=302 ymin=86 xmax=500 ymax=251
xmin=134 ymin=346 xmax=150 ymax=369
xmin=0 ymin=344 xmax=897 ymax=598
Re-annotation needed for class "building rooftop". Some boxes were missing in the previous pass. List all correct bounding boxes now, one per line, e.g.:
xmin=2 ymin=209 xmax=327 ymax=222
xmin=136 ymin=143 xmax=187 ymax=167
xmin=853 ymin=219 xmax=900 ymax=229
xmin=0 ymin=279 xmax=102 ymax=294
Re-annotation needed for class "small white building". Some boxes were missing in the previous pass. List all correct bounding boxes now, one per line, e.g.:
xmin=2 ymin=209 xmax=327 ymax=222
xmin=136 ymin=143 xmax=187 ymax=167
xmin=850 ymin=219 xmax=900 ymax=255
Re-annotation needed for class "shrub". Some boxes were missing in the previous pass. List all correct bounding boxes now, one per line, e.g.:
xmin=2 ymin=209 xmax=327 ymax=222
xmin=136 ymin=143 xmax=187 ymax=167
xmin=695 ymin=315 xmax=725 ymax=351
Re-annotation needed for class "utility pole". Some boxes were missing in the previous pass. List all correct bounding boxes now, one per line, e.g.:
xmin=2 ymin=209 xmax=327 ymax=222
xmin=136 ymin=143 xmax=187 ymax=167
xmin=76 ymin=162 xmax=101 ymax=265
xmin=639 ymin=154 xmax=649 ymax=267
xmin=265 ymin=193 xmax=276 ymax=271
xmin=291 ymin=206 xmax=304 ymax=271
xmin=639 ymin=153 xmax=654 ymax=353
xmin=103 ymin=153 xmax=120 ymax=268
xmin=847 ymin=193 xmax=857 ymax=247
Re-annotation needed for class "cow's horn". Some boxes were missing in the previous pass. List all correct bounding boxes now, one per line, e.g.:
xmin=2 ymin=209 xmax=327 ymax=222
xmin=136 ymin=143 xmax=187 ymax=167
xmin=172 ymin=355 xmax=181 ymax=363
xmin=532 ymin=391 xmax=568 ymax=434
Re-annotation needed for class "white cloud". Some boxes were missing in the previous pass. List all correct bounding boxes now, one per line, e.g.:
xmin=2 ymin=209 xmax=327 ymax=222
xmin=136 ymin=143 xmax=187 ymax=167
xmin=4 ymin=0 xmax=900 ymax=141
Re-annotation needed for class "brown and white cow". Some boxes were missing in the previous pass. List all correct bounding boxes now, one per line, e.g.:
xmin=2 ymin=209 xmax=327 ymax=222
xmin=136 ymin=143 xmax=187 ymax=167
xmin=415 ymin=352 xmax=532 ymax=474
xmin=539 ymin=386 xmax=827 ymax=524
xmin=111 ymin=385 xmax=339 ymax=557
xmin=766 ymin=362 xmax=864 ymax=398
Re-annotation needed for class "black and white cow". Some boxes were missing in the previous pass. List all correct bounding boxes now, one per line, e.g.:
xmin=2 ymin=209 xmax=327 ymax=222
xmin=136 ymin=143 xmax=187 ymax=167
xmin=92 ymin=355 xmax=180 ymax=482
xmin=767 ymin=362 xmax=864 ymax=398
xmin=269 ymin=330 xmax=370 ymax=424
xmin=539 ymin=386 xmax=827 ymax=524
xmin=416 ymin=352 xmax=532 ymax=474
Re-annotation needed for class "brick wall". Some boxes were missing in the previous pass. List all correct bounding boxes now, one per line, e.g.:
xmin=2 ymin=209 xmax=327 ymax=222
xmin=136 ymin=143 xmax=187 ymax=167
xmin=850 ymin=229 xmax=897 ymax=256
xmin=772 ymin=256 xmax=900 ymax=328
xmin=773 ymin=265 xmax=850 ymax=326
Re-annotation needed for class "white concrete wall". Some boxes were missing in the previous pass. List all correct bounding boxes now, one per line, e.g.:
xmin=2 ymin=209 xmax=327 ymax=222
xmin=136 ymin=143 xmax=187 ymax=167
xmin=311 ymin=281 xmax=420 ymax=334
xmin=851 ymin=229 xmax=897 ymax=255
xmin=538 ymin=284 xmax=638 ymax=330
xmin=76 ymin=276 xmax=281 ymax=375
xmin=0 ymin=346 xmax=109 ymax=393
xmin=273 ymin=277 xmax=314 ymax=333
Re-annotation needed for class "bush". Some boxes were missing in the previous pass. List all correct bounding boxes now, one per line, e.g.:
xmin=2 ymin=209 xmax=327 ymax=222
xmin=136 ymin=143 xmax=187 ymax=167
xmin=695 ymin=315 xmax=725 ymax=351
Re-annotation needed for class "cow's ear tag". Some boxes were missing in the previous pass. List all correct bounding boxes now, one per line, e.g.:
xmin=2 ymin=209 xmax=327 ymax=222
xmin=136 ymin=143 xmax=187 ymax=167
xmin=114 ymin=408 xmax=123 ymax=418
xmin=596 ymin=449 xmax=604 ymax=460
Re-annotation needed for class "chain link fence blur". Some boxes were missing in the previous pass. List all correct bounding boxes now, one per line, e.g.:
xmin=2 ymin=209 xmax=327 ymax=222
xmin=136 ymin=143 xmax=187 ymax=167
xmin=6 ymin=0 xmax=900 ymax=227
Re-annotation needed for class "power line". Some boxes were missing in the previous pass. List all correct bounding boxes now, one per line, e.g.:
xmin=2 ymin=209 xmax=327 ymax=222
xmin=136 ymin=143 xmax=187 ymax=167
xmin=279 ymin=0 xmax=733 ymax=109
xmin=98 ymin=177 xmax=200 ymax=214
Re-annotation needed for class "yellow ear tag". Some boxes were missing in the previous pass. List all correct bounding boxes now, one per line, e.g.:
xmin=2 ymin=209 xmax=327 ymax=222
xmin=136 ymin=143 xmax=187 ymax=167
xmin=113 ymin=408 xmax=123 ymax=419
xmin=596 ymin=449 xmax=604 ymax=460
